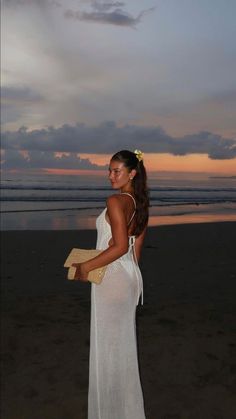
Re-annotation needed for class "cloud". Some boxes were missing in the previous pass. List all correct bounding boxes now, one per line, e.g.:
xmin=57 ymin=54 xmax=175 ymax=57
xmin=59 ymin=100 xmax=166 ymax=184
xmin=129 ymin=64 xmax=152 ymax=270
xmin=2 ymin=122 xmax=236 ymax=160
xmin=50 ymin=0 xmax=61 ymax=7
xmin=1 ymin=149 xmax=107 ymax=170
xmin=209 ymin=89 xmax=236 ymax=107
xmin=2 ymin=0 xmax=49 ymax=7
xmin=64 ymin=2 xmax=155 ymax=27
xmin=2 ymin=85 xmax=43 ymax=103
xmin=2 ymin=86 xmax=44 ymax=125
xmin=3 ymin=0 xmax=154 ymax=27
xmin=3 ymin=0 xmax=58 ymax=6
xmin=92 ymin=2 xmax=125 ymax=12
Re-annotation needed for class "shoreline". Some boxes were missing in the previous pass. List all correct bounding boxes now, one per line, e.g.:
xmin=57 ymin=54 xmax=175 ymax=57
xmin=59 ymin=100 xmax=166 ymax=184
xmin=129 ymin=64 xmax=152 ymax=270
xmin=1 ymin=212 xmax=236 ymax=231
xmin=1 ymin=218 xmax=236 ymax=233
xmin=1 ymin=221 xmax=236 ymax=418
xmin=1 ymin=201 xmax=236 ymax=231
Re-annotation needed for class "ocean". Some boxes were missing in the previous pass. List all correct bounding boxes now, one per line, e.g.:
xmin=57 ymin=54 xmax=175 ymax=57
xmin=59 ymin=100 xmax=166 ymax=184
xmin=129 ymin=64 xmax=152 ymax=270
xmin=1 ymin=172 xmax=236 ymax=230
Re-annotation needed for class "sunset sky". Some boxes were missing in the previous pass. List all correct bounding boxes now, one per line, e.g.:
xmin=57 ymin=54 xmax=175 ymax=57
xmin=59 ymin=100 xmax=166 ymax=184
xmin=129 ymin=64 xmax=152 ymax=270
xmin=1 ymin=0 xmax=236 ymax=175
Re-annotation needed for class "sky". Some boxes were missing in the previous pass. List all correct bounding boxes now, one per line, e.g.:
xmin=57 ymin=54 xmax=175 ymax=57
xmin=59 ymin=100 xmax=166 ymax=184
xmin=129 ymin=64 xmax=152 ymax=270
xmin=1 ymin=0 xmax=236 ymax=175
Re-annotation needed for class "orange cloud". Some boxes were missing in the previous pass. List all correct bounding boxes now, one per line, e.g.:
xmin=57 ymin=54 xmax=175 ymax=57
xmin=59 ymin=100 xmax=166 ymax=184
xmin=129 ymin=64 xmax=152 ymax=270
xmin=81 ymin=153 xmax=236 ymax=175
xmin=43 ymin=168 xmax=106 ymax=176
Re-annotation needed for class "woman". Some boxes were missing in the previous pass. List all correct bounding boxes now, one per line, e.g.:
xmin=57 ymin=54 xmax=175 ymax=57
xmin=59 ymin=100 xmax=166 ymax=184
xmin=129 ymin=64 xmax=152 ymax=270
xmin=73 ymin=149 xmax=149 ymax=419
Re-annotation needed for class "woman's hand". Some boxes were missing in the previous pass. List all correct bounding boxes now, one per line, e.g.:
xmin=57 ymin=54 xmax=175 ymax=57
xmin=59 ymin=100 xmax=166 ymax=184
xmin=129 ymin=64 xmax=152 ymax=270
xmin=72 ymin=262 xmax=89 ymax=282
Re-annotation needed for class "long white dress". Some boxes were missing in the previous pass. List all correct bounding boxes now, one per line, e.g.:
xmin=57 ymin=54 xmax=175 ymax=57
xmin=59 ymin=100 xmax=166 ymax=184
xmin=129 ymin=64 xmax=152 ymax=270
xmin=88 ymin=193 xmax=146 ymax=419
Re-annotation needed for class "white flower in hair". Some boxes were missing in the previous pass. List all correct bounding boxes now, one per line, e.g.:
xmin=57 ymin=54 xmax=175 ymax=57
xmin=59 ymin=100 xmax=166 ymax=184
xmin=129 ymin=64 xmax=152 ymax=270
xmin=134 ymin=149 xmax=143 ymax=162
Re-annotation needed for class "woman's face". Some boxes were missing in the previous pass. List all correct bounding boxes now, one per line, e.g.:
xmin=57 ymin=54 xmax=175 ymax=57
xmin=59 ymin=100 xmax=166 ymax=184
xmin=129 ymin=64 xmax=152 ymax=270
xmin=108 ymin=160 xmax=133 ymax=190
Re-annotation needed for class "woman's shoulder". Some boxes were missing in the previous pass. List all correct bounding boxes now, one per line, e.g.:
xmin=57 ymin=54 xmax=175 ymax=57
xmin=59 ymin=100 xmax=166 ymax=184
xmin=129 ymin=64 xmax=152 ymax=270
xmin=106 ymin=193 xmax=133 ymax=210
xmin=106 ymin=193 xmax=123 ymax=206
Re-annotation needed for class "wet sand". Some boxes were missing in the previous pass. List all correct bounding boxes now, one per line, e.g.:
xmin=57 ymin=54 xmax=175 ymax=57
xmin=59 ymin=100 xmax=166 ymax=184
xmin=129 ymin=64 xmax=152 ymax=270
xmin=1 ymin=222 xmax=236 ymax=419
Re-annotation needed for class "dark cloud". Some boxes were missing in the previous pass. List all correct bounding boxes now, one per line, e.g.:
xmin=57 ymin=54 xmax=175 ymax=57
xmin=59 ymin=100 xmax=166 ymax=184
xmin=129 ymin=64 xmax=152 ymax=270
xmin=1 ymin=149 xmax=107 ymax=170
xmin=2 ymin=122 xmax=236 ymax=160
xmin=3 ymin=0 xmax=61 ymax=6
xmin=64 ymin=2 xmax=155 ymax=27
xmin=3 ymin=0 xmax=49 ymax=7
xmin=2 ymin=86 xmax=43 ymax=103
xmin=1 ymin=104 xmax=25 ymax=125
xmin=3 ymin=0 xmax=32 ymax=5
xmin=3 ymin=0 xmax=154 ymax=27
xmin=2 ymin=86 xmax=44 ymax=125
xmin=92 ymin=2 xmax=125 ymax=12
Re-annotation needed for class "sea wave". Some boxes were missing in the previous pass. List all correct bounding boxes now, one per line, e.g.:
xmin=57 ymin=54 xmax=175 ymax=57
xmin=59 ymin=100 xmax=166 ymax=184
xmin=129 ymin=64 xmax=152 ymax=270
xmin=1 ymin=184 xmax=236 ymax=192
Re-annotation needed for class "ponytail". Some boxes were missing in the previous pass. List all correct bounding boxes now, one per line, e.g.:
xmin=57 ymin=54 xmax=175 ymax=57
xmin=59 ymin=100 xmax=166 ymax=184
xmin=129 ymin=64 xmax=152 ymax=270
xmin=111 ymin=150 xmax=149 ymax=236
xmin=132 ymin=159 xmax=149 ymax=236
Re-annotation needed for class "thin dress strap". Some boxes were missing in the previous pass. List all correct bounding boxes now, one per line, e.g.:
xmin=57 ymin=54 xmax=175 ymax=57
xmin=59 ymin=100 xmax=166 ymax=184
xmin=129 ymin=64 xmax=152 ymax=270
xmin=121 ymin=193 xmax=143 ymax=304
xmin=121 ymin=192 xmax=136 ymax=225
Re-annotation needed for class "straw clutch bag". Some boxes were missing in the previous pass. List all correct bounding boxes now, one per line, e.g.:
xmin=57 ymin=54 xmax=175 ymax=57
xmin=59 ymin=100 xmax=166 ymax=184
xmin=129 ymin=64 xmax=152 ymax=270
xmin=64 ymin=248 xmax=107 ymax=284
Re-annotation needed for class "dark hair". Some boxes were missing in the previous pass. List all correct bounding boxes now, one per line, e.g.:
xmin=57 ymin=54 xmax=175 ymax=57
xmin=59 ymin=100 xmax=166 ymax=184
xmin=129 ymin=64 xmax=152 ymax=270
xmin=111 ymin=150 xmax=149 ymax=236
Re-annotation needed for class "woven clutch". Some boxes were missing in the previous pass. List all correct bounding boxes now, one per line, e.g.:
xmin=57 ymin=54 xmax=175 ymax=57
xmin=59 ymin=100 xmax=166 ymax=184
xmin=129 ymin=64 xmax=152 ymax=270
xmin=64 ymin=248 xmax=106 ymax=284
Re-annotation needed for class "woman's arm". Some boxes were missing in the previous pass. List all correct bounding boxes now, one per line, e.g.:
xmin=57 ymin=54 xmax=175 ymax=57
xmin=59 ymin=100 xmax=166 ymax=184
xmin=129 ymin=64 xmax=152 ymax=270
xmin=73 ymin=195 xmax=129 ymax=280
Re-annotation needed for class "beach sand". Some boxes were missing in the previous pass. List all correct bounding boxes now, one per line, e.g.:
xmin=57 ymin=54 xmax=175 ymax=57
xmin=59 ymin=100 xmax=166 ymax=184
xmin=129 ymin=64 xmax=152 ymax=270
xmin=1 ymin=222 xmax=236 ymax=419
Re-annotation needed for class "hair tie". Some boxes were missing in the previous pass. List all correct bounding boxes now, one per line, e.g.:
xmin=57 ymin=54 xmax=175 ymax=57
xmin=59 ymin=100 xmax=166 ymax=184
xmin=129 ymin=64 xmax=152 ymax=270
xmin=134 ymin=149 xmax=143 ymax=162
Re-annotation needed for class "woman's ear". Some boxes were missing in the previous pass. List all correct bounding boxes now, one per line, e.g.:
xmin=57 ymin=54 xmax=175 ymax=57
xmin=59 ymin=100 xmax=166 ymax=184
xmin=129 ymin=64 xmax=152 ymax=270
xmin=130 ymin=169 xmax=137 ymax=179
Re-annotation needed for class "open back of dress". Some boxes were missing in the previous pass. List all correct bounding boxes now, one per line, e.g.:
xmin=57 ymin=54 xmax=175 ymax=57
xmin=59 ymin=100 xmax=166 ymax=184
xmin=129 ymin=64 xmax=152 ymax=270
xmin=88 ymin=195 xmax=146 ymax=419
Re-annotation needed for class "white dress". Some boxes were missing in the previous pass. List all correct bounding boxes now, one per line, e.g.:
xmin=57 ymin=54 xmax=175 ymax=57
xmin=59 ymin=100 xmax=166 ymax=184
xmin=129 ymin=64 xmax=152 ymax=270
xmin=88 ymin=193 xmax=146 ymax=419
